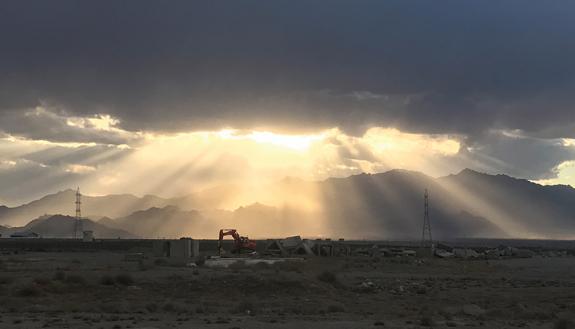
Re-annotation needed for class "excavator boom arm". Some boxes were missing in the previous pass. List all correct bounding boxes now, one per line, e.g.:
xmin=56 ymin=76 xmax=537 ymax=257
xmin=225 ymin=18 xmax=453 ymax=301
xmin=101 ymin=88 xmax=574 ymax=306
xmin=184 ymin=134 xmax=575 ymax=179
xmin=218 ymin=228 xmax=256 ymax=255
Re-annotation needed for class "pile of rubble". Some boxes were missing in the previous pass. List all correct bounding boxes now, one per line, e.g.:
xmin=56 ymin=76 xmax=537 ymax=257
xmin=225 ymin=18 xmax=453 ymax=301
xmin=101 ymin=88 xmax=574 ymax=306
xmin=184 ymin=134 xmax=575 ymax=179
xmin=265 ymin=236 xmax=351 ymax=257
xmin=263 ymin=236 xmax=572 ymax=260
xmin=352 ymin=245 xmax=417 ymax=257
xmin=434 ymin=243 xmax=571 ymax=259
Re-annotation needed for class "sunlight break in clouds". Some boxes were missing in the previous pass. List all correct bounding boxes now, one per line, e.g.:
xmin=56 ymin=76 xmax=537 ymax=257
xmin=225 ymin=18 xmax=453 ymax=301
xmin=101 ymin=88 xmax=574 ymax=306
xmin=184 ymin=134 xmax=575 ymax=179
xmin=80 ymin=127 xmax=462 ymax=203
xmin=0 ymin=107 xmax=463 ymax=205
xmin=535 ymin=160 xmax=575 ymax=186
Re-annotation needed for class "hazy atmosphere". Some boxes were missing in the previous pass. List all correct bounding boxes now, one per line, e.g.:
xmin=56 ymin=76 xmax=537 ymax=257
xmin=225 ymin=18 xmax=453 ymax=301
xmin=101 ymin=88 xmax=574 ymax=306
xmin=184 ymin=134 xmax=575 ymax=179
xmin=2 ymin=1 xmax=575 ymax=206
xmin=3 ymin=2 xmax=575 ymax=329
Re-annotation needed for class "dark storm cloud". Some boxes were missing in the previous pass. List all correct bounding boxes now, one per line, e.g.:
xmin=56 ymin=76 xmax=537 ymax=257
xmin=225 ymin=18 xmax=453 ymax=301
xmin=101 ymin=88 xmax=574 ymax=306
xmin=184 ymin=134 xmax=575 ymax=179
xmin=0 ymin=139 xmax=134 ymax=204
xmin=1 ymin=1 xmax=574 ymax=137
xmin=455 ymin=131 xmax=575 ymax=180
xmin=0 ymin=108 xmax=138 ymax=145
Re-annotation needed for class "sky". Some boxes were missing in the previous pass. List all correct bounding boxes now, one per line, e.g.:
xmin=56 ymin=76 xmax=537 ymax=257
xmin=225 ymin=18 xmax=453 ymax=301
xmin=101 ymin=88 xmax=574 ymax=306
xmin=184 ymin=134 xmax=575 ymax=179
xmin=1 ymin=1 xmax=575 ymax=205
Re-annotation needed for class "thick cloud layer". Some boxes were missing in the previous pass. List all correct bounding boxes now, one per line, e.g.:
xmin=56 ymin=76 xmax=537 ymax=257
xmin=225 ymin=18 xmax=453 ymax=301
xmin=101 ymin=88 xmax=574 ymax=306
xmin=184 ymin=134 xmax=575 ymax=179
xmin=1 ymin=1 xmax=575 ymax=203
xmin=1 ymin=1 xmax=574 ymax=136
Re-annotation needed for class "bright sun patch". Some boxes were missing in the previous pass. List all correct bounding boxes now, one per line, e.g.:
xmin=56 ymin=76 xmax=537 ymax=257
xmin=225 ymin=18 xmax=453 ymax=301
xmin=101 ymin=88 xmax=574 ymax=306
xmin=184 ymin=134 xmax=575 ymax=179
xmin=245 ymin=131 xmax=325 ymax=151
xmin=215 ymin=129 xmax=326 ymax=151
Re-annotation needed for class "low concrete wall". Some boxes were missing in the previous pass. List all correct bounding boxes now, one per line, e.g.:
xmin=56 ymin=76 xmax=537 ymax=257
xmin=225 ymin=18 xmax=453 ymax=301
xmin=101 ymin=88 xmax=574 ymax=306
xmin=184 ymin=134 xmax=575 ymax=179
xmin=0 ymin=237 xmax=572 ymax=254
xmin=0 ymin=238 xmax=154 ymax=252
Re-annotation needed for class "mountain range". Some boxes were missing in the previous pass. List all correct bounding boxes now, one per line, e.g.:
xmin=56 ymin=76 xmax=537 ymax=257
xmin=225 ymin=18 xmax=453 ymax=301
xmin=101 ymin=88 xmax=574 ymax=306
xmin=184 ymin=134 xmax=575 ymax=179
xmin=1 ymin=169 xmax=574 ymax=240
xmin=0 ymin=215 xmax=134 ymax=238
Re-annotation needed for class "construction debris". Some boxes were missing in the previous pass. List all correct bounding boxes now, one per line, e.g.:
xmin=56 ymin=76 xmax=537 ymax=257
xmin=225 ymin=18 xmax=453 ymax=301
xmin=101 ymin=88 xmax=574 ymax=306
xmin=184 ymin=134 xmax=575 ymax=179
xmin=453 ymin=248 xmax=481 ymax=258
xmin=204 ymin=257 xmax=303 ymax=268
xmin=435 ymin=249 xmax=454 ymax=258
xmin=266 ymin=236 xmax=315 ymax=257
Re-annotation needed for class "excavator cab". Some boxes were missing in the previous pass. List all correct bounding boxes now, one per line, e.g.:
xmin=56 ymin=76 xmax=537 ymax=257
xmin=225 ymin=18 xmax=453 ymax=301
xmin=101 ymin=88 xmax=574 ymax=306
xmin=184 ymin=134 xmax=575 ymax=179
xmin=218 ymin=229 xmax=257 ymax=256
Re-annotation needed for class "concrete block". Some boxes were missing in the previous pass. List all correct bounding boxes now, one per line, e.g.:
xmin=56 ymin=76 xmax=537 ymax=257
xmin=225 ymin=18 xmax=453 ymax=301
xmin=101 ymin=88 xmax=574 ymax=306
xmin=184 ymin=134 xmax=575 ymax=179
xmin=281 ymin=236 xmax=303 ymax=248
xmin=153 ymin=240 xmax=169 ymax=257
xmin=169 ymin=239 xmax=192 ymax=259
xmin=191 ymin=239 xmax=199 ymax=257
xmin=82 ymin=231 xmax=94 ymax=242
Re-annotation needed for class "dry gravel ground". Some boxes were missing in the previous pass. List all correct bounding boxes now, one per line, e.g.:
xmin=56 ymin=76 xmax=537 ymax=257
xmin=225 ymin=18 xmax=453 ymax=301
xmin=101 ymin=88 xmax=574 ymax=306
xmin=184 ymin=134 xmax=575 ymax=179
xmin=0 ymin=251 xmax=574 ymax=328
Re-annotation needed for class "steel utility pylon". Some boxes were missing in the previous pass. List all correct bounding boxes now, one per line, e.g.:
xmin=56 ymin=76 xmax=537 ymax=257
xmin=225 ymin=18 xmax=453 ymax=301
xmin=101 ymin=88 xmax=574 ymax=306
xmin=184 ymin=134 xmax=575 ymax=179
xmin=74 ymin=187 xmax=82 ymax=238
xmin=421 ymin=188 xmax=433 ymax=248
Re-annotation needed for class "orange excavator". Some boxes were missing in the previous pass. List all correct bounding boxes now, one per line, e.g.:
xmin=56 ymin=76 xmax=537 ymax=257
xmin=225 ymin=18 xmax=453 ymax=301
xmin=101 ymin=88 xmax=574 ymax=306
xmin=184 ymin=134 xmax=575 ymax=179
xmin=218 ymin=229 xmax=257 ymax=256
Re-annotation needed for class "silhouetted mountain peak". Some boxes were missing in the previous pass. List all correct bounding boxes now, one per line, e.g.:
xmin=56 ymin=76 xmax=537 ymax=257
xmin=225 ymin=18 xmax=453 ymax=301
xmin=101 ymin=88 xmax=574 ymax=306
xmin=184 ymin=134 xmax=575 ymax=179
xmin=457 ymin=168 xmax=481 ymax=176
xmin=235 ymin=202 xmax=275 ymax=212
xmin=324 ymin=169 xmax=429 ymax=185
xmin=8 ymin=214 xmax=135 ymax=238
xmin=451 ymin=168 xmax=540 ymax=187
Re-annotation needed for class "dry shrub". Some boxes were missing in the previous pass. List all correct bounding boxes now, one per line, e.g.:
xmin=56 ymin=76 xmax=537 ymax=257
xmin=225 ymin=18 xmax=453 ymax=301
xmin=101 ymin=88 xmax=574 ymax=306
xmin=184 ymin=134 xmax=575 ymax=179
xmin=1 ymin=297 xmax=26 ymax=312
xmin=100 ymin=275 xmax=115 ymax=286
xmin=317 ymin=271 xmax=338 ymax=284
xmin=33 ymin=277 xmax=51 ymax=286
xmin=162 ymin=301 xmax=187 ymax=314
xmin=53 ymin=271 xmax=66 ymax=281
xmin=115 ymin=273 xmax=134 ymax=286
xmin=99 ymin=303 xmax=121 ymax=313
xmin=194 ymin=255 xmax=206 ymax=266
xmin=420 ymin=316 xmax=435 ymax=327
xmin=145 ymin=302 xmax=159 ymax=313
xmin=251 ymin=262 xmax=270 ymax=271
xmin=162 ymin=302 xmax=177 ymax=312
xmin=0 ymin=276 xmax=15 ymax=285
xmin=233 ymin=300 xmax=256 ymax=314
xmin=327 ymin=303 xmax=345 ymax=313
xmin=138 ymin=261 xmax=151 ymax=271
xmin=154 ymin=258 xmax=168 ymax=266
xmin=228 ymin=261 xmax=249 ymax=271
xmin=15 ymin=284 xmax=42 ymax=297
xmin=555 ymin=319 xmax=575 ymax=329
xmin=65 ymin=274 xmax=86 ymax=285
xmin=273 ymin=261 xmax=304 ymax=273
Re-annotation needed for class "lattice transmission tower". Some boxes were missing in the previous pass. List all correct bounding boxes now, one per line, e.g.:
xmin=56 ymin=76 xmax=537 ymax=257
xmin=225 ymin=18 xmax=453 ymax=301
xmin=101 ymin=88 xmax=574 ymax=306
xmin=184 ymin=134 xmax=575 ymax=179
xmin=421 ymin=188 xmax=433 ymax=248
xmin=74 ymin=187 xmax=82 ymax=238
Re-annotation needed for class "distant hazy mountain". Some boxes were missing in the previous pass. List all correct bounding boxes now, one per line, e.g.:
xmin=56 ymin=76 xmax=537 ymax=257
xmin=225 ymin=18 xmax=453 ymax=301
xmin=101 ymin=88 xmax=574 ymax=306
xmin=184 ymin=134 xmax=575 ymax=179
xmin=312 ymin=169 xmax=575 ymax=239
xmin=0 ymin=186 xmax=248 ymax=227
xmin=213 ymin=202 xmax=317 ymax=239
xmin=107 ymin=206 xmax=211 ymax=238
xmin=3 ymin=214 xmax=135 ymax=238
xmin=100 ymin=203 xmax=314 ymax=239
xmin=2 ymin=169 xmax=575 ymax=239
xmin=0 ymin=190 xmax=171 ymax=226
xmin=314 ymin=170 xmax=507 ymax=239
xmin=438 ymin=169 xmax=575 ymax=239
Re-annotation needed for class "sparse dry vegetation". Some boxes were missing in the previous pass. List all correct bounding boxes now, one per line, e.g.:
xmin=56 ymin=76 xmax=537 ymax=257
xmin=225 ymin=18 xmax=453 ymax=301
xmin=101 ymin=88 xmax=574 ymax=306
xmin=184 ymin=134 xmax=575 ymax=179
xmin=0 ymin=249 xmax=570 ymax=328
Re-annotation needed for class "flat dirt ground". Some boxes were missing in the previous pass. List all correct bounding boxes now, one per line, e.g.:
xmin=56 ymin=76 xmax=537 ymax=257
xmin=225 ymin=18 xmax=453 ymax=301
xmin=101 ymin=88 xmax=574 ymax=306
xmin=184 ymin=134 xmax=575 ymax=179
xmin=0 ymin=251 xmax=574 ymax=328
